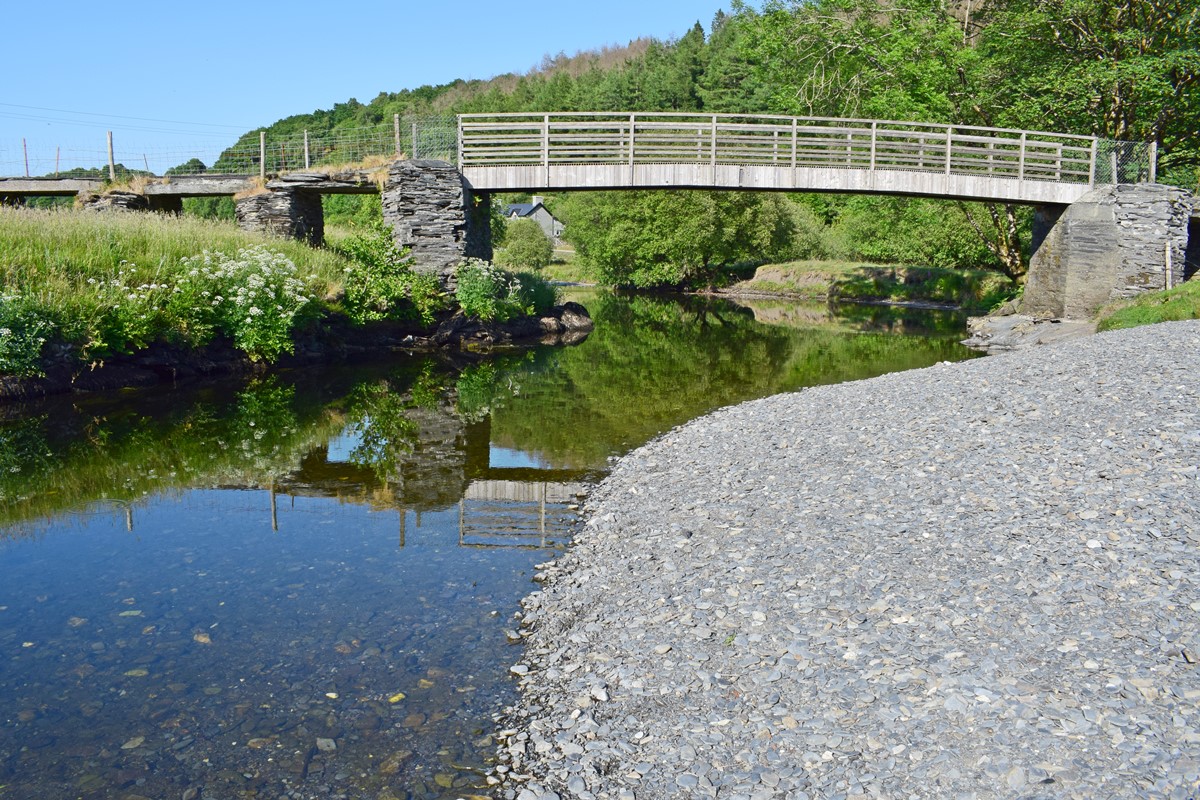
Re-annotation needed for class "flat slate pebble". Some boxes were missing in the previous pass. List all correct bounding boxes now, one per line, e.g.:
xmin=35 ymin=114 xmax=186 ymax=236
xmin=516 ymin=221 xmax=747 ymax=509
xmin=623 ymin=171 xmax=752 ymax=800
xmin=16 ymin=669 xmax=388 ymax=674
xmin=494 ymin=321 xmax=1200 ymax=800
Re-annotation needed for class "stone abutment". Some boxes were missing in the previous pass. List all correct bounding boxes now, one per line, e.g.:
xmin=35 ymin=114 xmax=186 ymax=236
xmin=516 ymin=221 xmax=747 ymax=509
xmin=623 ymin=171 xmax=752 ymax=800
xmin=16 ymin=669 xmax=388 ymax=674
xmin=1024 ymin=183 xmax=1194 ymax=319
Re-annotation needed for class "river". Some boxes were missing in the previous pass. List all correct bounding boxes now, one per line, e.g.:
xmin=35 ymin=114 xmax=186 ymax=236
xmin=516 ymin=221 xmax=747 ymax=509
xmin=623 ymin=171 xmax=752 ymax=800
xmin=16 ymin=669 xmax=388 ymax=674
xmin=0 ymin=291 xmax=978 ymax=800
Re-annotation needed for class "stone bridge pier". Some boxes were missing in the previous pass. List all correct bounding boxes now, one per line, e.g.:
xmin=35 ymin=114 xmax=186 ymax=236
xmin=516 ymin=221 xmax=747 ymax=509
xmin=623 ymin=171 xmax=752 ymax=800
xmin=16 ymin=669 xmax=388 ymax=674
xmin=1024 ymin=183 xmax=1194 ymax=319
xmin=234 ymin=159 xmax=492 ymax=285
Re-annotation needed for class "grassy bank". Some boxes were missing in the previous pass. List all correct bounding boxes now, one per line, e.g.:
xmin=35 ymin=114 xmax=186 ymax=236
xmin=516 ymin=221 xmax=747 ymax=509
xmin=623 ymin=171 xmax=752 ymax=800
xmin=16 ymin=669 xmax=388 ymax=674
xmin=1096 ymin=279 xmax=1200 ymax=331
xmin=0 ymin=209 xmax=559 ymax=380
xmin=719 ymin=260 xmax=1018 ymax=313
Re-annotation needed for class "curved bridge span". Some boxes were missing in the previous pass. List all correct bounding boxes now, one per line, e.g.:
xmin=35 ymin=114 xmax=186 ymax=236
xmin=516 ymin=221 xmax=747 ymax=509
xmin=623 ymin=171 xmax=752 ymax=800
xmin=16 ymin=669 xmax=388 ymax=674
xmin=458 ymin=112 xmax=1145 ymax=206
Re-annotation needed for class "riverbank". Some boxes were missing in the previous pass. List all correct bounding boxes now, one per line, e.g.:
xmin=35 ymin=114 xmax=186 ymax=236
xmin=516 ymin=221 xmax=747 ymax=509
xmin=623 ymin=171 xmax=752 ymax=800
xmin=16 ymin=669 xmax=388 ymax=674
xmin=496 ymin=320 xmax=1200 ymax=799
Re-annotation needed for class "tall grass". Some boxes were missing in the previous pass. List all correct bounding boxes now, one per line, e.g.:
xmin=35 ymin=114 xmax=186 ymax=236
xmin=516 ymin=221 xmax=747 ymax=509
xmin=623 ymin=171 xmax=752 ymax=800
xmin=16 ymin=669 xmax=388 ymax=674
xmin=0 ymin=208 xmax=350 ymax=372
xmin=0 ymin=206 xmax=347 ymax=298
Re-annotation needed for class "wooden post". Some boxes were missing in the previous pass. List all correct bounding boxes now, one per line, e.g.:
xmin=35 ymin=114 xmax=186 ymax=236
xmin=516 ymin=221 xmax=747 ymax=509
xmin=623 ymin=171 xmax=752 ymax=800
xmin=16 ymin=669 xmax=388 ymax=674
xmin=304 ymin=130 xmax=310 ymax=169
xmin=1110 ymin=151 xmax=1119 ymax=185
xmin=545 ymin=114 xmax=553 ymax=185
xmin=107 ymin=131 xmax=116 ymax=181
xmin=394 ymin=113 xmax=401 ymax=156
xmin=710 ymin=115 xmax=718 ymax=183
xmin=399 ymin=508 xmax=406 ymax=548
xmin=143 ymin=154 xmax=150 ymax=174
xmin=846 ymin=131 xmax=853 ymax=166
xmin=1018 ymin=132 xmax=1027 ymax=184
xmin=791 ymin=118 xmax=797 ymax=170
xmin=270 ymin=484 xmax=278 ymax=532
xmin=626 ymin=114 xmax=636 ymax=184
xmin=259 ymin=131 xmax=266 ymax=180
xmin=412 ymin=122 xmax=418 ymax=159
xmin=944 ymin=127 xmax=953 ymax=175
xmin=1148 ymin=141 xmax=1157 ymax=183
xmin=1088 ymin=137 xmax=1098 ymax=186
xmin=22 ymin=138 xmax=29 ymax=177
xmin=869 ymin=122 xmax=877 ymax=172
xmin=1165 ymin=241 xmax=1173 ymax=290
xmin=55 ymin=146 xmax=60 ymax=178
xmin=988 ymin=140 xmax=995 ymax=176
xmin=457 ymin=115 xmax=464 ymax=166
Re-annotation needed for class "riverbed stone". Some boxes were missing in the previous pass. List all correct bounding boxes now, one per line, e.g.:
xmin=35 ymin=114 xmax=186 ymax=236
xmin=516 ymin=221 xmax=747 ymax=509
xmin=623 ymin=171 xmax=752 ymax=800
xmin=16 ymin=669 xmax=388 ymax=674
xmin=497 ymin=319 xmax=1200 ymax=799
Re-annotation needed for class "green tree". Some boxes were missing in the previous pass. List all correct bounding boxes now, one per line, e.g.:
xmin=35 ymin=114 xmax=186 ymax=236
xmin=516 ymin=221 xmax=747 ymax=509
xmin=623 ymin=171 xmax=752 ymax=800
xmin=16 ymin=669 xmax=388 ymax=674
xmin=497 ymin=218 xmax=554 ymax=270
xmin=559 ymin=190 xmax=797 ymax=287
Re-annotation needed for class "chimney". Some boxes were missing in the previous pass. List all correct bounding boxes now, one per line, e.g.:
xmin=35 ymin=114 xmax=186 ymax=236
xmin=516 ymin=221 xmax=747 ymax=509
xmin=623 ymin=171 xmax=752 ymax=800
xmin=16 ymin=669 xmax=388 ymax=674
xmin=531 ymin=195 xmax=544 ymax=207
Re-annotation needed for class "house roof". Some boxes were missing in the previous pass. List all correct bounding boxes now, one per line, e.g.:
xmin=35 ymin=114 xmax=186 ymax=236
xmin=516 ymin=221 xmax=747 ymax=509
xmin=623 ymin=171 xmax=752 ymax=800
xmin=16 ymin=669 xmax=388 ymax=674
xmin=504 ymin=202 xmax=562 ymax=222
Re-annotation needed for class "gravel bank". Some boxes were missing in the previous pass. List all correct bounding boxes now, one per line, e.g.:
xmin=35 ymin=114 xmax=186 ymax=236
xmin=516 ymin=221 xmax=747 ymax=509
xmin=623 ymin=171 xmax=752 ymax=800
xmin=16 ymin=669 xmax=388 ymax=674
xmin=497 ymin=320 xmax=1200 ymax=800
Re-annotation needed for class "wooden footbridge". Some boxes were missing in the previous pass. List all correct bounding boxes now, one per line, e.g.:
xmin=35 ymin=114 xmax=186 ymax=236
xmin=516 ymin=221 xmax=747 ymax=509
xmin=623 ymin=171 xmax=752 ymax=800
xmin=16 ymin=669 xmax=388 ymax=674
xmin=3 ymin=112 xmax=1185 ymax=319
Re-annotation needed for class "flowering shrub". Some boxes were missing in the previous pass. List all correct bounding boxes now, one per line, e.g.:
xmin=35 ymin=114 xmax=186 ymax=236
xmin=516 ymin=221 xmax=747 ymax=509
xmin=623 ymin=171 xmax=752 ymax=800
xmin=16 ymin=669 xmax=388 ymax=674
xmin=0 ymin=294 xmax=53 ymax=377
xmin=454 ymin=259 xmax=559 ymax=322
xmin=168 ymin=247 xmax=314 ymax=361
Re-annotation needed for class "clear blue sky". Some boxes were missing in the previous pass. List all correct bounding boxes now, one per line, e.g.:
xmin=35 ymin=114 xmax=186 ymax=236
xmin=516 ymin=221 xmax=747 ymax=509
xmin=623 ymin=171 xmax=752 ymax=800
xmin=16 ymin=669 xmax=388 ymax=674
xmin=1 ymin=0 xmax=735 ymax=176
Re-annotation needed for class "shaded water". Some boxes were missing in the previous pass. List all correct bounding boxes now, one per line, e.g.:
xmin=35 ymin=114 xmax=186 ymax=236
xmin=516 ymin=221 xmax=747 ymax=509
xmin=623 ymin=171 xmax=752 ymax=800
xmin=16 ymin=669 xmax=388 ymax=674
xmin=0 ymin=293 xmax=978 ymax=799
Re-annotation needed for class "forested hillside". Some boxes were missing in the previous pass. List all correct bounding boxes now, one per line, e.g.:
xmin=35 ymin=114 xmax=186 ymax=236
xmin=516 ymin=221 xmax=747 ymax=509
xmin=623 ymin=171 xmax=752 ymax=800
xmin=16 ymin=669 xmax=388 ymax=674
xmin=208 ymin=0 xmax=1198 ymax=285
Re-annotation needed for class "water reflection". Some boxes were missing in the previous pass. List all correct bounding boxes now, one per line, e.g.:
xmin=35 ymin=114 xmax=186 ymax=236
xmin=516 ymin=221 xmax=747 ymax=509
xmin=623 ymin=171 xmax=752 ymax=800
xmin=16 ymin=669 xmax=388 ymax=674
xmin=0 ymin=293 xmax=979 ymax=799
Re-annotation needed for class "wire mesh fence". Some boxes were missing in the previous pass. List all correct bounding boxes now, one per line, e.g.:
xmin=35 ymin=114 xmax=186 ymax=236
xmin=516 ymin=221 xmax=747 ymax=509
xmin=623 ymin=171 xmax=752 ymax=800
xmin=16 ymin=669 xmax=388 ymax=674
xmin=1 ymin=116 xmax=459 ymax=179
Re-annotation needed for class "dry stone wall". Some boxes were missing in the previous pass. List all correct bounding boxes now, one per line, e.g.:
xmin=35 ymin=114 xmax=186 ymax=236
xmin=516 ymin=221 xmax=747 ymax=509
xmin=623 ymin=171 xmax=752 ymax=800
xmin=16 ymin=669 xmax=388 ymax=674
xmin=1024 ymin=183 xmax=1193 ymax=319
xmin=381 ymin=160 xmax=492 ymax=286
xmin=234 ymin=190 xmax=324 ymax=245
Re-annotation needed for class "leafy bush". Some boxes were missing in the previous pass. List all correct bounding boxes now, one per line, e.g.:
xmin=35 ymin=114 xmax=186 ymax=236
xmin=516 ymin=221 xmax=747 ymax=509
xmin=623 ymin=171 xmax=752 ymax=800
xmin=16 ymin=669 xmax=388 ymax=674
xmin=0 ymin=294 xmax=53 ymax=376
xmin=497 ymin=218 xmax=554 ymax=270
xmin=337 ymin=222 xmax=446 ymax=325
xmin=454 ymin=259 xmax=559 ymax=321
xmin=167 ymin=247 xmax=315 ymax=361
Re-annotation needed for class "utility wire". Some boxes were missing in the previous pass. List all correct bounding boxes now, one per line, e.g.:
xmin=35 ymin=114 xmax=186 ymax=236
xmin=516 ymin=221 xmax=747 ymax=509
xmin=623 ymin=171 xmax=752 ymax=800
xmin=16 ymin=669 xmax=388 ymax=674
xmin=0 ymin=102 xmax=250 ymax=129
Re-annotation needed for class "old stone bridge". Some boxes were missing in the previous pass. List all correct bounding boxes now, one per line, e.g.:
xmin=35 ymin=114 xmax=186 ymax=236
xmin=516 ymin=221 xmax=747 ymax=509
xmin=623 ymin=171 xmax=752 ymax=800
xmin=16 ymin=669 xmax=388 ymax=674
xmin=2 ymin=112 xmax=1195 ymax=319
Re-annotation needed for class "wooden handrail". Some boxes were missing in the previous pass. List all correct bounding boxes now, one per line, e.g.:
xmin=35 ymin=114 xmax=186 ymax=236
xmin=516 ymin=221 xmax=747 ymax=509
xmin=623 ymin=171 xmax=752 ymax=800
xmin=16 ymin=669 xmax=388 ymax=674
xmin=458 ymin=112 xmax=1104 ymax=187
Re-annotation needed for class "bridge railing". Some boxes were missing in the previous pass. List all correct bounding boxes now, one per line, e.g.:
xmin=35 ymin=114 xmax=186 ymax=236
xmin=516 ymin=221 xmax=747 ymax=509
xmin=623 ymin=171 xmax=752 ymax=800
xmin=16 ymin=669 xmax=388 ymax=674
xmin=458 ymin=112 xmax=1154 ymax=186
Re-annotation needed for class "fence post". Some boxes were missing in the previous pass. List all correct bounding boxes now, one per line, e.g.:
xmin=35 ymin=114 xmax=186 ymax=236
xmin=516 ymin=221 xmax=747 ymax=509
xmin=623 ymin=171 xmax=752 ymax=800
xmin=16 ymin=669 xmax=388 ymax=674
xmin=1110 ymin=151 xmax=1119 ymax=185
xmin=710 ymin=115 xmax=718 ymax=183
xmin=1017 ymin=132 xmax=1026 ymax=184
xmin=412 ymin=122 xmax=418 ymax=159
xmin=870 ymin=122 xmax=877 ymax=172
xmin=304 ymin=130 xmax=310 ymax=169
xmin=107 ymin=131 xmax=116 ymax=181
xmin=259 ymin=131 xmax=265 ymax=180
xmin=944 ymin=126 xmax=953 ymax=175
xmin=545 ymin=114 xmax=552 ymax=185
xmin=394 ymin=114 xmax=401 ymax=157
xmin=22 ymin=138 xmax=29 ymax=178
xmin=1148 ymin=141 xmax=1157 ymax=184
xmin=1088 ymin=138 xmax=1097 ymax=186
xmin=791 ymin=118 xmax=798 ymax=170
xmin=628 ymin=114 xmax=635 ymax=184
xmin=457 ymin=116 xmax=464 ymax=166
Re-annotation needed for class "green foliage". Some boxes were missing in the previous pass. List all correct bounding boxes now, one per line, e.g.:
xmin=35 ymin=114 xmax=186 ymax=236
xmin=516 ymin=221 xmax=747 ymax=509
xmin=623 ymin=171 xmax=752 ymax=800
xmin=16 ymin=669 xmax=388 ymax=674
xmin=559 ymin=190 xmax=797 ymax=287
xmin=1096 ymin=280 xmax=1200 ymax=331
xmin=167 ymin=247 xmax=315 ymax=361
xmin=323 ymin=195 xmax=381 ymax=229
xmin=829 ymin=266 xmax=1018 ymax=312
xmin=0 ymin=293 xmax=53 ymax=376
xmin=497 ymin=218 xmax=554 ymax=270
xmin=455 ymin=362 xmax=501 ymax=423
xmin=0 ymin=208 xmax=346 ymax=372
xmin=454 ymin=260 xmax=559 ymax=321
xmin=336 ymin=222 xmax=447 ymax=325
xmin=182 ymin=196 xmax=235 ymax=221
xmin=346 ymin=380 xmax=421 ymax=480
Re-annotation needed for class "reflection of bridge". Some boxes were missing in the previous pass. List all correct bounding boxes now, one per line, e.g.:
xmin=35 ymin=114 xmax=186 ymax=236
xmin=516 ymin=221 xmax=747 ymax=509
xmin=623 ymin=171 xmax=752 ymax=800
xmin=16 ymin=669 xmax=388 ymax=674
xmin=1 ymin=112 xmax=1191 ymax=319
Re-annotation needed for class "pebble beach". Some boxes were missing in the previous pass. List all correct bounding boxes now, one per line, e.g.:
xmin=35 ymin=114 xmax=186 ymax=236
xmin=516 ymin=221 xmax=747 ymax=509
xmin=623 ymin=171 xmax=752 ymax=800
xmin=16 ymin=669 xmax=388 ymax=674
xmin=495 ymin=320 xmax=1200 ymax=800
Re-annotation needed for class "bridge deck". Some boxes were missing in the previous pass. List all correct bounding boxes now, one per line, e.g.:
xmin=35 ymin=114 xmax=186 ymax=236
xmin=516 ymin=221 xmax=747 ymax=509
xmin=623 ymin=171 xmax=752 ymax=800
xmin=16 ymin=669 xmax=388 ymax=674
xmin=459 ymin=113 xmax=1146 ymax=205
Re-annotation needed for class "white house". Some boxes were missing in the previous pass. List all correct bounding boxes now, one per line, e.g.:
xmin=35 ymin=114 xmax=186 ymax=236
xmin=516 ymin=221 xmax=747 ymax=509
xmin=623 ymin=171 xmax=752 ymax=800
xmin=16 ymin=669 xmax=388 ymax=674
xmin=503 ymin=196 xmax=564 ymax=243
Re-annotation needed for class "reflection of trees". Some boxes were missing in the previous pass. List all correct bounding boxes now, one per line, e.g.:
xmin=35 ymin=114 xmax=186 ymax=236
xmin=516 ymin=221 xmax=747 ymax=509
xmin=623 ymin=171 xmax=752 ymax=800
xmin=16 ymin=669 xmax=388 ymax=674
xmin=484 ymin=291 xmax=977 ymax=470
xmin=0 ymin=293 xmax=978 ymax=534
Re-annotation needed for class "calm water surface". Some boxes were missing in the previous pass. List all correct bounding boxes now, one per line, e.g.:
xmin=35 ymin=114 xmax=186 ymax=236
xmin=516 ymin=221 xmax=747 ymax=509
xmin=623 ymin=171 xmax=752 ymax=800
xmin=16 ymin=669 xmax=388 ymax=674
xmin=0 ymin=293 xmax=978 ymax=799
